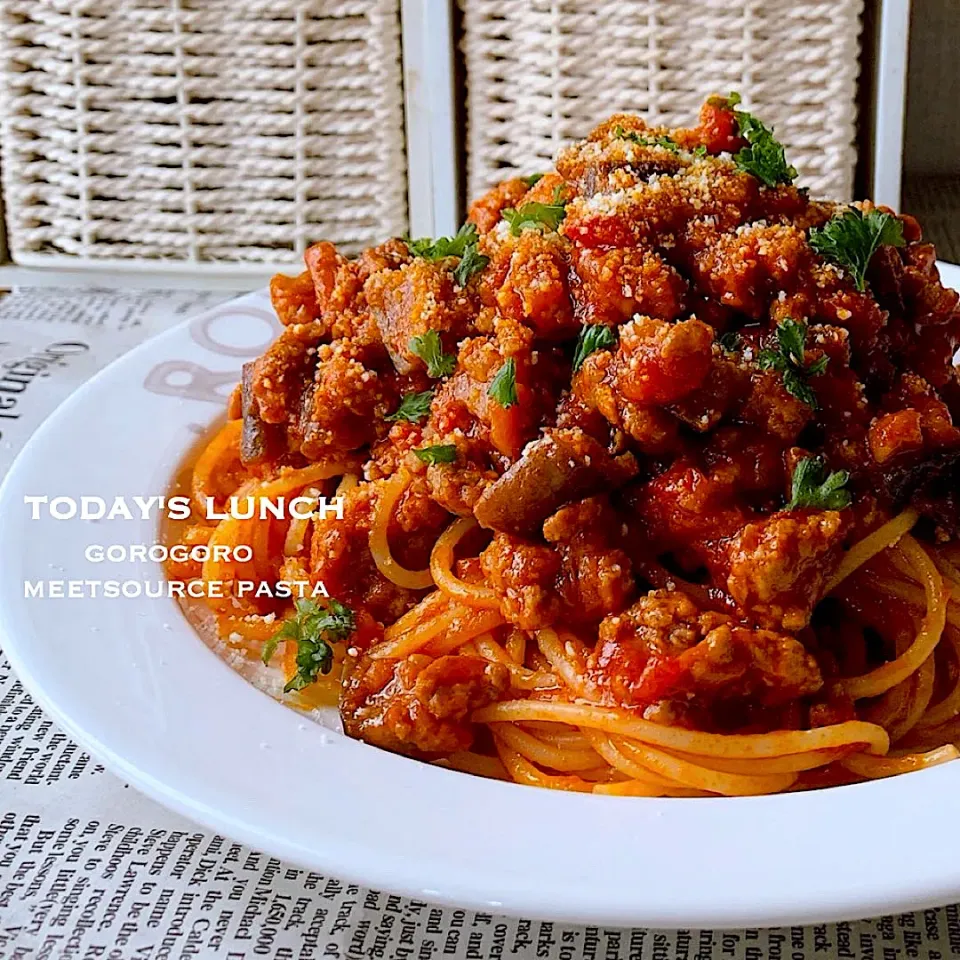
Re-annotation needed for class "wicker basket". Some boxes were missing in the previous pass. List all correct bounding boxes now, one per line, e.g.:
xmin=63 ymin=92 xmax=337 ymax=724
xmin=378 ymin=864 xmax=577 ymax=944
xmin=0 ymin=0 xmax=407 ymax=267
xmin=460 ymin=0 xmax=863 ymax=202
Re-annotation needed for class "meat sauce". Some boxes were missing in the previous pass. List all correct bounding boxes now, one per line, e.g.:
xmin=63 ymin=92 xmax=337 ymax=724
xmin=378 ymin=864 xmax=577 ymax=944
xmin=236 ymin=96 xmax=960 ymax=756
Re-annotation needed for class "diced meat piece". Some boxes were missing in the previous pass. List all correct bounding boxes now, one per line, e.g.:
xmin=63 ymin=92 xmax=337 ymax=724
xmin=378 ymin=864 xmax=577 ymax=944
xmin=542 ymin=497 xmax=634 ymax=624
xmin=495 ymin=231 xmax=577 ymax=339
xmin=355 ymin=237 xmax=411 ymax=280
xmin=739 ymin=370 xmax=813 ymax=442
xmin=724 ymin=510 xmax=849 ymax=631
xmin=480 ymin=534 xmax=563 ymax=629
xmin=571 ymin=246 xmax=686 ymax=326
xmin=585 ymin=589 xmax=822 ymax=709
xmin=250 ymin=327 xmax=318 ymax=425
xmin=686 ymin=222 xmax=812 ymax=319
xmin=240 ymin=361 xmax=283 ymax=465
xmin=365 ymin=259 xmax=474 ymax=374
xmin=270 ymin=271 xmax=320 ymax=326
xmin=573 ymin=349 xmax=682 ymax=453
xmin=304 ymin=241 xmax=362 ymax=320
xmin=473 ymin=428 xmax=637 ymax=536
xmin=667 ymin=355 xmax=750 ymax=433
xmin=298 ymin=338 xmax=399 ymax=458
xmin=480 ymin=496 xmax=633 ymax=629
xmin=614 ymin=315 xmax=715 ymax=405
xmin=468 ymin=177 xmax=531 ymax=234
xmin=340 ymin=653 xmax=509 ymax=757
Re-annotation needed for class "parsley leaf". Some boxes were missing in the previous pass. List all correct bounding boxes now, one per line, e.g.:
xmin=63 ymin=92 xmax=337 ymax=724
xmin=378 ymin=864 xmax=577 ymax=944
xmin=521 ymin=173 xmax=545 ymax=187
xmin=406 ymin=221 xmax=489 ymax=287
xmin=693 ymin=145 xmax=708 ymax=158
xmin=406 ymin=222 xmax=478 ymax=261
xmin=787 ymin=456 xmax=852 ymax=512
xmin=612 ymin=124 xmax=681 ymax=153
xmin=386 ymin=390 xmax=434 ymax=423
xmin=808 ymin=207 xmax=905 ymax=292
xmin=501 ymin=186 xmax=567 ymax=235
xmin=409 ymin=330 xmax=456 ymax=379
xmin=487 ymin=358 xmax=518 ymax=408
xmin=572 ymin=324 xmax=618 ymax=373
xmin=722 ymin=92 xmax=797 ymax=188
xmin=757 ymin=319 xmax=827 ymax=410
xmin=453 ymin=243 xmax=489 ymax=287
xmin=414 ymin=444 xmax=457 ymax=465
xmin=261 ymin=598 xmax=355 ymax=693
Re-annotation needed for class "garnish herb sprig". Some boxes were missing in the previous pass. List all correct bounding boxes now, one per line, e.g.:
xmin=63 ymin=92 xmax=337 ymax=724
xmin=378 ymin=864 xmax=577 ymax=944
xmin=414 ymin=444 xmax=457 ymax=465
xmin=612 ymin=124 xmax=681 ymax=154
xmin=572 ymin=324 xmax=618 ymax=373
xmin=787 ymin=456 xmax=852 ymax=511
xmin=808 ymin=207 xmax=905 ymax=292
xmin=501 ymin=186 xmax=567 ymax=235
xmin=386 ymin=390 xmax=434 ymax=423
xmin=261 ymin=598 xmax=355 ymax=693
xmin=757 ymin=319 xmax=828 ymax=410
xmin=406 ymin=222 xmax=488 ymax=286
xmin=487 ymin=358 xmax=518 ymax=408
xmin=409 ymin=330 xmax=456 ymax=379
xmin=716 ymin=91 xmax=797 ymax=188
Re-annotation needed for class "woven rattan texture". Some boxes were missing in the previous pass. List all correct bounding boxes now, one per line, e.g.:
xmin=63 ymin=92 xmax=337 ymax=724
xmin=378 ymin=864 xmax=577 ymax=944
xmin=0 ymin=0 xmax=407 ymax=265
xmin=461 ymin=0 xmax=863 ymax=202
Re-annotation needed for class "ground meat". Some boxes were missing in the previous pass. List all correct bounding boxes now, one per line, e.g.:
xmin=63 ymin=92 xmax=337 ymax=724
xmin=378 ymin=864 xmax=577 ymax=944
xmin=269 ymin=271 xmax=321 ymax=326
xmin=571 ymin=246 xmax=686 ymax=325
xmin=364 ymin=259 xmax=474 ymax=374
xmin=298 ymin=338 xmax=398 ymax=458
xmin=724 ymin=509 xmax=849 ymax=631
xmin=468 ymin=177 xmax=531 ymax=234
xmin=585 ymin=589 xmax=822 ymax=710
xmin=480 ymin=496 xmax=633 ymax=629
xmin=340 ymin=653 xmax=509 ymax=757
xmin=480 ymin=533 xmax=563 ymax=629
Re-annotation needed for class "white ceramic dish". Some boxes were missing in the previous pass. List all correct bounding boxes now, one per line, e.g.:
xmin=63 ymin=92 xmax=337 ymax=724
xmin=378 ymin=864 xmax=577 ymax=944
xmin=2 ymin=267 xmax=960 ymax=929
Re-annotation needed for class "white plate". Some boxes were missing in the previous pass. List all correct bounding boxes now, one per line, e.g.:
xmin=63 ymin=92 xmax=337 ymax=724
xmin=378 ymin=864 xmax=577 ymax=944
xmin=2 ymin=268 xmax=960 ymax=930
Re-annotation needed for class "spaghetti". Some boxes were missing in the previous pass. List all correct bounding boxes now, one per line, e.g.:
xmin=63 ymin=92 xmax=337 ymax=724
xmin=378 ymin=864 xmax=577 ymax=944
xmin=169 ymin=94 xmax=960 ymax=797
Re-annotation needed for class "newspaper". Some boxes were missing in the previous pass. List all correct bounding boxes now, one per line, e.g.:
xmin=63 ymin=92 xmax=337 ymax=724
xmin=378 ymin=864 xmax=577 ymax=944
xmin=1 ymin=286 xmax=959 ymax=960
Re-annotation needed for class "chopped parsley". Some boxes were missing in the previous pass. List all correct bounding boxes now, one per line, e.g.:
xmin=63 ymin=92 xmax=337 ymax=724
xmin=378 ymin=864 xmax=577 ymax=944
xmin=521 ymin=173 xmax=545 ymax=187
xmin=501 ymin=186 xmax=567 ymax=235
xmin=786 ymin=456 xmax=852 ymax=512
xmin=406 ymin=222 xmax=478 ymax=261
xmin=487 ymin=358 xmax=518 ymax=408
xmin=612 ymin=124 xmax=681 ymax=154
xmin=757 ymin=319 xmax=828 ymax=410
xmin=808 ymin=207 xmax=905 ymax=292
xmin=452 ymin=242 xmax=489 ymax=287
xmin=386 ymin=390 xmax=434 ymax=423
xmin=406 ymin=221 xmax=489 ymax=287
xmin=716 ymin=91 xmax=797 ymax=188
xmin=261 ymin=598 xmax=355 ymax=693
xmin=409 ymin=330 xmax=456 ymax=379
xmin=572 ymin=323 xmax=618 ymax=373
xmin=414 ymin=444 xmax=457 ymax=465
xmin=692 ymin=145 xmax=708 ymax=158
